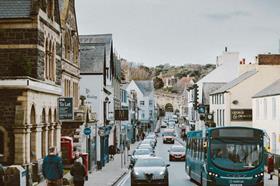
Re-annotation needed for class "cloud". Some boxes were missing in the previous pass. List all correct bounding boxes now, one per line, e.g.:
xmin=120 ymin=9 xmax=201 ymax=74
xmin=206 ymin=10 xmax=251 ymax=21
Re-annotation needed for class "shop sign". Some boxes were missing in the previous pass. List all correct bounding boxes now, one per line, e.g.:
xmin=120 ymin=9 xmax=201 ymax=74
xmin=58 ymin=97 xmax=73 ymax=120
xmin=231 ymin=109 xmax=252 ymax=121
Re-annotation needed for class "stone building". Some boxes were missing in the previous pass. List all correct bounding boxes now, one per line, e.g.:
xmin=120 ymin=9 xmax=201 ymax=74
xmin=59 ymin=0 xmax=80 ymax=108
xmin=0 ymin=0 xmax=63 ymax=183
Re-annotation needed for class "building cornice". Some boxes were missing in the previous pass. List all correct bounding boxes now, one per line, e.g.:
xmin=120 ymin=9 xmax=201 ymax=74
xmin=0 ymin=77 xmax=62 ymax=95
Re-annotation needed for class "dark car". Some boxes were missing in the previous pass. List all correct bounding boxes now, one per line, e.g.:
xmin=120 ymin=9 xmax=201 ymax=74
xmin=131 ymin=157 xmax=170 ymax=186
xmin=162 ymin=129 xmax=176 ymax=144
xmin=168 ymin=145 xmax=185 ymax=161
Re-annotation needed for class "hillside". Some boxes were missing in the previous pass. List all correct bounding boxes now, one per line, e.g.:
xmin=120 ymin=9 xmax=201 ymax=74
xmin=118 ymin=57 xmax=216 ymax=94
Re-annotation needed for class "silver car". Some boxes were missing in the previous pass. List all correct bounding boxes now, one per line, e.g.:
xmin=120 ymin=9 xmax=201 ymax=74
xmin=129 ymin=149 xmax=154 ymax=167
xmin=131 ymin=157 xmax=170 ymax=186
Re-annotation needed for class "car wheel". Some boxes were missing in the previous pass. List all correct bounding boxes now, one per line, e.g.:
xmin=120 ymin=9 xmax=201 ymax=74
xmin=131 ymin=177 xmax=136 ymax=186
xmin=169 ymin=156 xmax=172 ymax=161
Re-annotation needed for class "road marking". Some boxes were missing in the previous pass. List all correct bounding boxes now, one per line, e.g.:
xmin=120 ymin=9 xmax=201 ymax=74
xmin=115 ymin=170 xmax=131 ymax=186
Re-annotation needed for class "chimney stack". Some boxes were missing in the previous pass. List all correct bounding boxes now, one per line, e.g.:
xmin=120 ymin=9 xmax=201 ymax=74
xmin=242 ymin=58 xmax=245 ymax=64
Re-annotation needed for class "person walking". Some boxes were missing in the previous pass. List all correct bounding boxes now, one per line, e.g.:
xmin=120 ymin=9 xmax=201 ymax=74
xmin=70 ymin=160 xmax=86 ymax=186
xmin=267 ymin=154 xmax=274 ymax=180
xmin=42 ymin=147 xmax=64 ymax=186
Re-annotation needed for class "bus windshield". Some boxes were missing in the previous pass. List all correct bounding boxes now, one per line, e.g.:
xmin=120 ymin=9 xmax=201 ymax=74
xmin=210 ymin=138 xmax=262 ymax=171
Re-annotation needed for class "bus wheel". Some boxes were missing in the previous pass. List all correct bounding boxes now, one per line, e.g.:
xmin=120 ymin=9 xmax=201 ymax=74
xmin=189 ymin=168 xmax=193 ymax=181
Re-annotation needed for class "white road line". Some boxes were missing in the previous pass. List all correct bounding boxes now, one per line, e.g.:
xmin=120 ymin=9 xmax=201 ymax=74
xmin=115 ymin=170 xmax=131 ymax=186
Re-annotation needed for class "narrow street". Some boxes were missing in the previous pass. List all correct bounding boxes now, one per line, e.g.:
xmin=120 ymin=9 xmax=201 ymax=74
xmin=114 ymin=121 xmax=279 ymax=186
xmin=116 ymin=126 xmax=196 ymax=186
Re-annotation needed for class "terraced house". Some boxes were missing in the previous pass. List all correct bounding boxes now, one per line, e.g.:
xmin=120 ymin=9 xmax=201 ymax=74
xmin=0 ymin=0 xmax=80 ymax=184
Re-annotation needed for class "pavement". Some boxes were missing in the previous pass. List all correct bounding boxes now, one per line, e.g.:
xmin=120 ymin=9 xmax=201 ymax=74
xmin=85 ymin=142 xmax=138 ymax=186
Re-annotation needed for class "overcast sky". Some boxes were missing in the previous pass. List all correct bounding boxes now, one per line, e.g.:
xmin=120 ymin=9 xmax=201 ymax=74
xmin=76 ymin=0 xmax=280 ymax=67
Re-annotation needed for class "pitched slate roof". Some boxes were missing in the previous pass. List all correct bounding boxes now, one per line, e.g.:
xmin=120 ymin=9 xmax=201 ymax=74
xmin=135 ymin=80 xmax=154 ymax=96
xmin=80 ymin=44 xmax=105 ymax=74
xmin=211 ymin=69 xmax=257 ymax=95
xmin=79 ymin=34 xmax=112 ymax=44
xmin=253 ymin=79 xmax=280 ymax=98
xmin=0 ymin=0 xmax=31 ymax=19
xmin=202 ymin=82 xmax=226 ymax=105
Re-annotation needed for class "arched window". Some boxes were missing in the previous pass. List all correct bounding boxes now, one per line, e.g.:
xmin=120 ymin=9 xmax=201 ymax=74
xmin=48 ymin=108 xmax=52 ymax=124
xmin=47 ymin=0 xmax=54 ymax=19
xmin=45 ymin=40 xmax=49 ymax=79
xmin=65 ymin=32 xmax=71 ymax=60
xmin=48 ymin=41 xmax=52 ymax=80
xmin=30 ymin=105 xmax=36 ymax=162
xmin=41 ymin=108 xmax=46 ymax=123
xmin=73 ymin=38 xmax=79 ymax=64
xmin=54 ymin=109 xmax=57 ymax=123
xmin=51 ymin=44 xmax=55 ymax=80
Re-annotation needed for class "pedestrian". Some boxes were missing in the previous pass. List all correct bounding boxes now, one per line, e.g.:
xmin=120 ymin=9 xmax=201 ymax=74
xmin=42 ymin=147 xmax=63 ymax=186
xmin=70 ymin=160 xmax=86 ymax=186
xmin=141 ymin=132 xmax=145 ymax=140
xmin=267 ymin=154 xmax=274 ymax=180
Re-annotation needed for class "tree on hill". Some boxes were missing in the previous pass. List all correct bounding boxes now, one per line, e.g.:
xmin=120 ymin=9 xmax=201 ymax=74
xmin=153 ymin=77 xmax=164 ymax=89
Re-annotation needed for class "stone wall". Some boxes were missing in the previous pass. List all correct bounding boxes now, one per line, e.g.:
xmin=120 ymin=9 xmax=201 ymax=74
xmin=0 ymin=48 xmax=42 ymax=79
xmin=0 ymin=89 xmax=23 ymax=165
xmin=258 ymin=54 xmax=280 ymax=65
xmin=0 ymin=28 xmax=38 ymax=45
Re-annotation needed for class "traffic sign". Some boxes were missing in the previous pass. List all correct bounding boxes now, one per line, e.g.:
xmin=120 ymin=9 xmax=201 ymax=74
xmin=84 ymin=127 xmax=91 ymax=136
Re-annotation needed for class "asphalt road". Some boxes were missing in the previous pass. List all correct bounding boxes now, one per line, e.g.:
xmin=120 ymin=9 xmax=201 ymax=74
xmin=116 ymin=127 xmax=197 ymax=186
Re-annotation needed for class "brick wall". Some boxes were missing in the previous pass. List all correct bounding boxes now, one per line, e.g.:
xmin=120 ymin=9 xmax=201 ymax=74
xmin=0 ymin=89 xmax=23 ymax=165
xmin=258 ymin=54 xmax=280 ymax=65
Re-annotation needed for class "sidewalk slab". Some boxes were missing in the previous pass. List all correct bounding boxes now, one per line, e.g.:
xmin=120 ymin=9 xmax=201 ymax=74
xmin=85 ymin=142 xmax=139 ymax=186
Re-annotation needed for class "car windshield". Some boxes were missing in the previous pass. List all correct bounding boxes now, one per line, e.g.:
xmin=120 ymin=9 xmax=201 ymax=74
xmin=134 ymin=149 xmax=150 ymax=155
xmin=134 ymin=158 xmax=165 ymax=167
xmin=163 ymin=132 xmax=175 ymax=136
xmin=171 ymin=146 xmax=185 ymax=152
xmin=211 ymin=138 xmax=263 ymax=171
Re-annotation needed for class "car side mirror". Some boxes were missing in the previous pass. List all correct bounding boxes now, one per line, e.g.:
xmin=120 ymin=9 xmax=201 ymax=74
xmin=166 ymin=164 xmax=170 ymax=167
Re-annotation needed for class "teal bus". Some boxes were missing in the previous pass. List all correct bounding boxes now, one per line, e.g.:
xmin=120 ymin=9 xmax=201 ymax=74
xmin=185 ymin=127 xmax=265 ymax=186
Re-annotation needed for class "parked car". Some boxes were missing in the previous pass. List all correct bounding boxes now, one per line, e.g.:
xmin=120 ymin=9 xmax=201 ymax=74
xmin=168 ymin=145 xmax=185 ymax=161
xmin=129 ymin=149 xmax=154 ymax=167
xmin=137 ymin=144 xmax=154 ymax=154
xmin=145 ymin=135 xmax=157 ymax=146
xmin=131 ymin=157 xmax=170 ymax=186
xmin=161 ymin=121 xmax=168 ymax=128
xmin=140 ymin=139 xmax=155 ymax=149
xmin=162 ymin=129 xmax=176 ymax=144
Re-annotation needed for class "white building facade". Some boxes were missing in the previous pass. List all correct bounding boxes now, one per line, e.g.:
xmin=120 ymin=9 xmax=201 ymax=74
xmin=210 ymin=65 xmax=280 ymax=127
xmin=253 ymin=79 xmax=280 ymax=154
xmin=126 ymin=80 xmax=156 ymax=130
